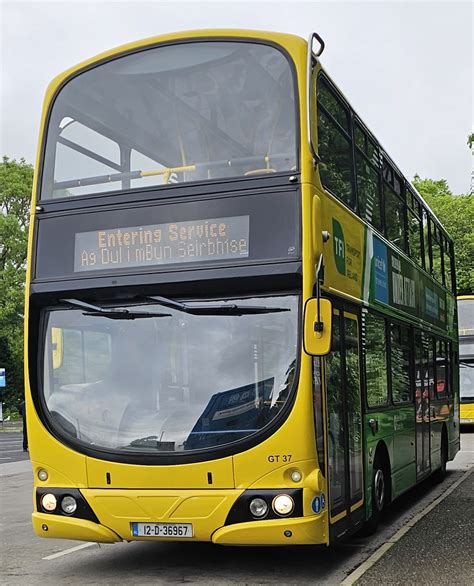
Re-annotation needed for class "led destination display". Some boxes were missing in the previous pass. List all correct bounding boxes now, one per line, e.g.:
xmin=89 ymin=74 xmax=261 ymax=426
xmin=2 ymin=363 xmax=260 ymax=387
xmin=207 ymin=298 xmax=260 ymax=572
xmin=74 ymin=215 xmax=250 ymax=272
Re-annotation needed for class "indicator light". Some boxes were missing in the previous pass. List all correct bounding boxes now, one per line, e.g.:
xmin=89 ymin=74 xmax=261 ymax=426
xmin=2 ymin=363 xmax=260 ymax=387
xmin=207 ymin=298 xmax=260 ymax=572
xmin=290 ymin=469 xmax=302 ymax=483
xmin=38 ymin=469 xmax=48 ymax=481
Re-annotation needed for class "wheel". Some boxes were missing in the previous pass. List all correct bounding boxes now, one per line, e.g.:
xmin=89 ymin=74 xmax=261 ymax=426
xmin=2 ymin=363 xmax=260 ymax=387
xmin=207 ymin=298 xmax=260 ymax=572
xmin=433 ymin=433 xmax=448 ymax=484
xmin=362 ymin=455 xmax=388 ymax=535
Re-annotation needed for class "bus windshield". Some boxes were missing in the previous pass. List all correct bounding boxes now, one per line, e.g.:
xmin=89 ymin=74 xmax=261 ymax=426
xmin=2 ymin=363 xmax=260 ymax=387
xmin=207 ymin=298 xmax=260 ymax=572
xmin=42 ymin=295 xmax=298 ymax=454
xmin=40 ymin=41 xmax=297 ymax=199
xmin=458 ymin=298 xmax=474 ymax=335
xmin=460 ymin=362 xmax=474 ymax=401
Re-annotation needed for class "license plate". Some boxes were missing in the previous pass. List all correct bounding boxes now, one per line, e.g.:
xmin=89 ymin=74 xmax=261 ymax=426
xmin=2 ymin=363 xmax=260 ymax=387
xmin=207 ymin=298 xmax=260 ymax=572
xmin=131 ymin=522 xmax=193 ymax=538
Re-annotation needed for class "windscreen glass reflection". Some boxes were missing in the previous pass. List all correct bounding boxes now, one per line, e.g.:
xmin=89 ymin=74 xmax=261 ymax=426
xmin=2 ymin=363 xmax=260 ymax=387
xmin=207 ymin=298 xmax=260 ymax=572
xmin=41 ymin=41 xmax=297 ymax=199
xmin=43 ymin=296 xmax=298 ymax=453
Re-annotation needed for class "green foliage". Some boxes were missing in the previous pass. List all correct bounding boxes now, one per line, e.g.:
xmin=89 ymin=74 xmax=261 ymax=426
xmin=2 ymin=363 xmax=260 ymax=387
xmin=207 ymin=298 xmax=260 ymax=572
xmin=413 ymin=176 xmax=473 ymax=295
xmin=0 ymin=156 xmax=33 ymax=409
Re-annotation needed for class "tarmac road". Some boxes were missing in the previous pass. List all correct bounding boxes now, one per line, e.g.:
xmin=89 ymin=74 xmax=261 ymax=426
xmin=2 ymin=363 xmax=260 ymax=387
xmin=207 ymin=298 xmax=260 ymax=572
xmin=0 ymin=430 xmax=473 ymax=585
xmin=0 ymin=428 xmax=29 ymax=463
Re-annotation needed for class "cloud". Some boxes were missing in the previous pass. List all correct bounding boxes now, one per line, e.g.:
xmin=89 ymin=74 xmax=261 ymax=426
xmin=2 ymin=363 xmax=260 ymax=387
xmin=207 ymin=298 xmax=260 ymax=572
xmin=1 ymin=0 xmax=472 ymax=193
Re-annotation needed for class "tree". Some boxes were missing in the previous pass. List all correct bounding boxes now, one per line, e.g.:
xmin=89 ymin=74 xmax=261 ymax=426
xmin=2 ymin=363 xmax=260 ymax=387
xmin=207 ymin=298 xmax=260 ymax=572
xmin=413 ymin=176 xmax=473 ymax=295
xmin=0 ymin=156 xmax=33 ymax=410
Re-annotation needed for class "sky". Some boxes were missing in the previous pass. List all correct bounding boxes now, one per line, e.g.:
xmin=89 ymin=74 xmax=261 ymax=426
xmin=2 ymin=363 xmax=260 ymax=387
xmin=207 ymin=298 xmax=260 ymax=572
xmin=0 ymin=0 xmax=472 ymax=194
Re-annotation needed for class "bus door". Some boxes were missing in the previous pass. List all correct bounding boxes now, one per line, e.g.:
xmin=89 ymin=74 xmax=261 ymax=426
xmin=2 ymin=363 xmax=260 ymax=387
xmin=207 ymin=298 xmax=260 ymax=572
xmin=415 ymin=332 xmax=431 ymax=478
xmin=325 ymin=308 xmax=364 ymax=538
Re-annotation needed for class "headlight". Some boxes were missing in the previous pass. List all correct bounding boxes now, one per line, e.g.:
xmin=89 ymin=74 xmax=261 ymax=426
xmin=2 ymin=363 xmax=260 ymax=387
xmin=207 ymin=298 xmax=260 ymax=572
xmin=249 ymin=497 xmax=268 ymax=518
xmin=61 ymin=495 xmax=77 ymax=515
xmin=41 ymin=493 xmax=57 ymax=512
xmin=272 ymin=494 xmax=294 ymax=516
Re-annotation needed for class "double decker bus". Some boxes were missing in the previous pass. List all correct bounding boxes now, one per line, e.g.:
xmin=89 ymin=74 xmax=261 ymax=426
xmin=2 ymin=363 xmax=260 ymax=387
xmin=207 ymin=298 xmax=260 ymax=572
xmin=26 ymin=30 xmax=459 ymax=546
xmin=458 ymin=295 xmax=474 ymax=425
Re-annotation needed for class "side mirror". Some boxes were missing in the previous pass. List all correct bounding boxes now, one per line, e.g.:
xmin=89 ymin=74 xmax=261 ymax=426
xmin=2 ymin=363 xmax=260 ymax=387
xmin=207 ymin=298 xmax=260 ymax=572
xmin=303 ymin=298 xmax=332 ymax=356
xmin=51 ymin=327 xmax=64 ymax=369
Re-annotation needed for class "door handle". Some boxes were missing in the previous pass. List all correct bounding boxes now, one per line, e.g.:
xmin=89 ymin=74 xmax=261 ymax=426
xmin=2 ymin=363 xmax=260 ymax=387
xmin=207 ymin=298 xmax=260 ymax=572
xmin=369 ymin=418 xmax=379 ymax=435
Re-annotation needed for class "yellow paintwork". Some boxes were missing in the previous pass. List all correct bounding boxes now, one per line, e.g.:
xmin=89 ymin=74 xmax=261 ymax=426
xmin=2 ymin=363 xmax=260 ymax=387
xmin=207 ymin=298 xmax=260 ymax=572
xmin=330 ymin=510 xmax=346 ymax=524
xmin=24 ymin=29 xmax=363 ymax=546
xmin=32 ymin=512 xmax=120 ymax=542
xmin=86 ymin=453 xmax=235 ymax=489
xmin=321 ymin=196 xmax=365 ymax=301
xmin=304 ymin=298 xmax=333 ymax=355
xmin=350 ymin=499 xmax=364 ymax=513
xmin=459 ymin=295 xmax=473 ymax=423
xmin=460 ymin=403 xmax=474 ymax=425
xmin=29 ymin=403 xmax=88 ymax=488
xmin=212 ymin=513 xmax=328 ymax=546
xmin=82 ymin=488 xmax=242 ymax=542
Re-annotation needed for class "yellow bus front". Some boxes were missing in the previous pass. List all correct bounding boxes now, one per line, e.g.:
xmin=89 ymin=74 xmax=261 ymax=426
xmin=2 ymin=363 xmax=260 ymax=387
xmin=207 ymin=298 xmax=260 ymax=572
xmin=458 ymin=295 xmax=474 ymax=425
xmin=25 ymin=30 xmax=330 ymax=546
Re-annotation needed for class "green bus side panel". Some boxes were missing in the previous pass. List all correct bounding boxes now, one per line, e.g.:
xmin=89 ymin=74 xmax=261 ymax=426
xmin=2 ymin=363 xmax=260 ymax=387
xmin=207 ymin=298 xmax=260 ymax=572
xmin=364 ymin=231 xmax=455 ymax=337
xmin=363 ymin=407 xmax=416 ymax=518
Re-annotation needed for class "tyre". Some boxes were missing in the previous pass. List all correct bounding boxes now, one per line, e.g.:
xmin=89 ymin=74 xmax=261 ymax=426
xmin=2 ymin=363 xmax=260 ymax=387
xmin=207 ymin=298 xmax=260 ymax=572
xmin=363 ymin=454 xmax=388 ymax=535
xmin=433 ymin=432 xmax=448 ymax=484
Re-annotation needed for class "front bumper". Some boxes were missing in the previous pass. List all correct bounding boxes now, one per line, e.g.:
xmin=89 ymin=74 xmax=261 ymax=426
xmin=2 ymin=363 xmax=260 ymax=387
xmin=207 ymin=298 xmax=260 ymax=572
xmin=33 ymin=487 xmax=329 ymax=546
xmin=32 ymin=512 xmax=120 ymax=543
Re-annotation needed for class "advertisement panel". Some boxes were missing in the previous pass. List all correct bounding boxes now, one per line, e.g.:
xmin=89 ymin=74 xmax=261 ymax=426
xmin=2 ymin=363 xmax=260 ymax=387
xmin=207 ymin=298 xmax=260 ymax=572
xmin=369 ymin=234 xmax=447 ymax=330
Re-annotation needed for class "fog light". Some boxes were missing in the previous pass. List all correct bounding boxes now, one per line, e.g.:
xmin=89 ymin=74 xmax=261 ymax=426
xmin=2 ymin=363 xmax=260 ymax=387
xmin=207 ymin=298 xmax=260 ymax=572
xmin=249 ymin=497 xmax=268 ymax=518
xmin=38 ymin=469 xmax=48 ymax=481
xmin=41 ymin=493 xmax=57 ymax=512
xmin=290 ymin=469 xmax=302 ymax=483
xmin=272 ymin=494 xmax=294 ymax=516
xmin=61 ymin=495 xmax=77 ymax=515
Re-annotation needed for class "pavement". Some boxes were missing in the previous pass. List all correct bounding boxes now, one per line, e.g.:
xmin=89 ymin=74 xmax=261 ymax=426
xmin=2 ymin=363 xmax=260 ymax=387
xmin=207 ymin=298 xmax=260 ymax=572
xmin=0 ymin=428 xmax=473 ymax=585
xmin=356 ymin=468 xmax=474 ymax=585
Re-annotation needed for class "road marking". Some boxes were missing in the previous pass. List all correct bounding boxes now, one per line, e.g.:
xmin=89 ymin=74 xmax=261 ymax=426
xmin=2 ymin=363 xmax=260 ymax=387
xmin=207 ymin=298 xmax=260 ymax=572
xmin=341 ymin=467 xmax=474 ymax=585
xmin=42 ymin=542 xmax=96 ymax=560
xmin=0 ymin=457 xmax=12 ymax=460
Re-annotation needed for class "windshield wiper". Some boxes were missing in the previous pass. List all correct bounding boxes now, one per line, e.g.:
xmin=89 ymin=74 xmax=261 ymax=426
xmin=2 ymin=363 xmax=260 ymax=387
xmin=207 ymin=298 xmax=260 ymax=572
xmin=143 ymin=295 xmax=290 ymax=316
xmin=61 ymin=298 xmax=171 ymax=320
xmin=460 ymin=361 xmax=474 ymax=368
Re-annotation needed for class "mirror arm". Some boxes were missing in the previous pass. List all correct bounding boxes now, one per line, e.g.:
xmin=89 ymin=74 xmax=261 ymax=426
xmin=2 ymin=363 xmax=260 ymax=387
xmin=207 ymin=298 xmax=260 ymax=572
xmin=314 ymin=254 xmax=324 ymax=332
xmin=307 ymin=32 xmax=325 ymax=167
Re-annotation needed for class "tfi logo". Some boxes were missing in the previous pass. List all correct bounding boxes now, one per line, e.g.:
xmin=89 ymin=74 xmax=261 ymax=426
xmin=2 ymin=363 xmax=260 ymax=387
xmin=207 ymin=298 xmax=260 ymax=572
xmin=332 ymin=218 xmax=346 ymax=275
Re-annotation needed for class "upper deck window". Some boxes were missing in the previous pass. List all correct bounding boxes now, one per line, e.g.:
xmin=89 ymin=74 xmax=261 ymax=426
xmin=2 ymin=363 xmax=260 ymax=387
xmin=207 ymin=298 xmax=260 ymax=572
xmin=40 ymin=41 xmax=297 ymax=200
